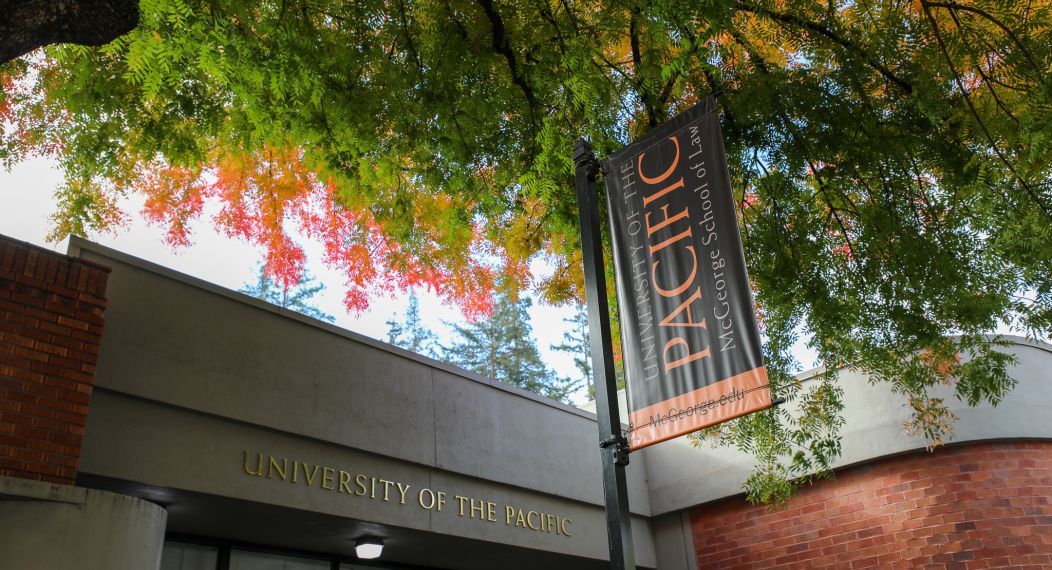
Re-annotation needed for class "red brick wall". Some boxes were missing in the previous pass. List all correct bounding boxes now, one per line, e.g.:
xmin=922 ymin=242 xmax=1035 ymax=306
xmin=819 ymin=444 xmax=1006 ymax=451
xmin=691 ymin=441 xmax=1052 ymax=569
xmin=0 ymin=236 xmax=109 ymax=484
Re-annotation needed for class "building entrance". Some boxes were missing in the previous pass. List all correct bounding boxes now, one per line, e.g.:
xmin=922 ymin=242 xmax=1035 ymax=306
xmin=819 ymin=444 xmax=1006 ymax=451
xmin=161 ymin=539 xmax=434 ymax=570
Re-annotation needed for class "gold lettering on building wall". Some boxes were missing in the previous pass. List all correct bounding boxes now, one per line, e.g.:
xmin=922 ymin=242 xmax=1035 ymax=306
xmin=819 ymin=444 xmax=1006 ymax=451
xmin=240 ymin=450 xmax=573 ymax=537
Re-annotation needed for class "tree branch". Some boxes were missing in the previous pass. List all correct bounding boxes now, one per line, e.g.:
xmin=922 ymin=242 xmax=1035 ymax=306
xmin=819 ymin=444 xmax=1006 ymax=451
xmin=921 ymin=4 xmax=1052 ymax=222
xmin=628 ymin=8 xmax=661 ymax=128
xmin=943 ymin=8 xmax=1019 ymax=123
xmin=736 ymin=1 xmax=914 ymax=95
xmin=726 ymin=30 xmax=860 ymax=260
xmin=923 ymin=1 xmax=1042 ymax=74
xmin=474 ymin=0 xmax=540 ymax=142
xmin=395 ymin=0 xmax=425 ymax=78
xmin=0 ymin=0 xmax=139 ymax=63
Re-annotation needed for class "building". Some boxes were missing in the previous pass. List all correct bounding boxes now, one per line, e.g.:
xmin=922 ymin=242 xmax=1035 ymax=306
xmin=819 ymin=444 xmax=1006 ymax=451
xmin=1 ymin=233 xmax=1050 ymax=569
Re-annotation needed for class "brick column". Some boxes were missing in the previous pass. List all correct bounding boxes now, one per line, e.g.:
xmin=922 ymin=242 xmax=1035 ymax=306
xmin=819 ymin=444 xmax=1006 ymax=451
xmin=0 ymin=235 xmax=109 ymax=485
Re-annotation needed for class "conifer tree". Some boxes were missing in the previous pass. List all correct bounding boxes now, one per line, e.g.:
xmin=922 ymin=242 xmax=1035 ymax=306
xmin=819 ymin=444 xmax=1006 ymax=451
xmin=239 ymin=263 xmax=335 ymax=323
xmin=551 ymin=303 xmax=630 ymax=400
xmin=385 ymin=295 xmax=439 ymax=358
xmin=551 ymin=304 xmax=593 ymax=400
xmin=444 ymin=292 xmax=578 ymax=403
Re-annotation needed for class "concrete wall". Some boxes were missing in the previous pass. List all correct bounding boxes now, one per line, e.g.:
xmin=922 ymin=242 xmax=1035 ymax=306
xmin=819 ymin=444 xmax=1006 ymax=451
xmin=67 ymin=235 xmax=1052 ymax=570
xmin=68 ymin=238 xmax=658 ymax=567
xmin=0 ymin=475 xmax=167 ymax=570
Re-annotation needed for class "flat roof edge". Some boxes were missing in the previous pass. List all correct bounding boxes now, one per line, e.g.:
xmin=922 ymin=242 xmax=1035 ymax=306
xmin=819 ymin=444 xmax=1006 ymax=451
xmin=65 ymin=236 xmax=601 ymax=422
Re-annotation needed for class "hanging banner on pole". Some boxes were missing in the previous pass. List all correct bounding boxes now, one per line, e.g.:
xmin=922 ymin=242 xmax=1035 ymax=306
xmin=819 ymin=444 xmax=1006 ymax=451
xmin=603 ymin=98 xmax=772 ymax=451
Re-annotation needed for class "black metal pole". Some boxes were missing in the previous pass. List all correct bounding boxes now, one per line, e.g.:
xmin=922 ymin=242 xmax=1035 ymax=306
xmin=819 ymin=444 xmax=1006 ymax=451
xmin=573 ymin=139 xmax=636 ymax=570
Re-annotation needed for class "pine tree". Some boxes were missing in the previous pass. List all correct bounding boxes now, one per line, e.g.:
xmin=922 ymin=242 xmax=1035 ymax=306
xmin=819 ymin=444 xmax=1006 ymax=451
xmin=551 ymin=304 xmax=593 ymax=401
xmin=239 ymin=263 xmax=335 ymax=323
xmin=443 ymin=292 xmax=577 ymax=403
xmin=385 ymin=295 xmax=439 ymax=358
xmin=551 ymin=303 xmax=629 ymax=401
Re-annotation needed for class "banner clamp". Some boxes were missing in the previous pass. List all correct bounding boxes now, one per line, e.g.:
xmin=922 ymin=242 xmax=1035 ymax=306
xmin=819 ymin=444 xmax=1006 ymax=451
xmin=599 ymin=433 xmax=631 ymax=467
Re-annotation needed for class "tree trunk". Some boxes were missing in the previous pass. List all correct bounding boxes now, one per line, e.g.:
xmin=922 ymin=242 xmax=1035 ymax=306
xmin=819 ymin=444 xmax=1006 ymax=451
xmin=0 ymin=0 xmax=138 ymax=64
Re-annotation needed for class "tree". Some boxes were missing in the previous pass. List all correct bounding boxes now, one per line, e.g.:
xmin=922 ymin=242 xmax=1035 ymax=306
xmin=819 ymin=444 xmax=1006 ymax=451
xmin=2 ymin=0 xmax=1050 ymax=502
xmin=385 ymin=294 xmax=439 ymax=358
xmin=443 ymin=292 xmax=578 ymax=403
xmin=551 ymin=304 xmax=628 ymax=401
xmin=551 ymin=304 xmax=593 ymax=400
xmin=239 ymin=262 xmax=335 ymax=323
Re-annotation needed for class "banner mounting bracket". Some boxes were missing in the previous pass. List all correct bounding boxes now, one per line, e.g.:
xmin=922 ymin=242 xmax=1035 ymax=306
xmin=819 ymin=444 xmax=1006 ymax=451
xmin=599 ymin=434 xmax=631 ymax=467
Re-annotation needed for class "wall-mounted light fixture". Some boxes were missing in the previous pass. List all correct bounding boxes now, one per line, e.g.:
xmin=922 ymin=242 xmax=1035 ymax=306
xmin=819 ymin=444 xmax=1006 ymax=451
xmin=355 ymin=537 xmax=383 ymax=560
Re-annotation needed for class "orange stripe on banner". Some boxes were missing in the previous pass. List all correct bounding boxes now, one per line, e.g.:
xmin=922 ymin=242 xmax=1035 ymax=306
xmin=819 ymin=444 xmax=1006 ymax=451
xmin=627 ymin=366 xmax=772 ymax=451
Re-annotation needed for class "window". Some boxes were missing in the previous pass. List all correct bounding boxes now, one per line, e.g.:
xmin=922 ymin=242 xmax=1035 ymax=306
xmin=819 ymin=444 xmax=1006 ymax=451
xmin=160 ymin=537 xmax=407 ymax=570
xmin=229 ymin=549 xmax=331 ymax=570
xmin=161 ymin=542 xmax=219 ymax=570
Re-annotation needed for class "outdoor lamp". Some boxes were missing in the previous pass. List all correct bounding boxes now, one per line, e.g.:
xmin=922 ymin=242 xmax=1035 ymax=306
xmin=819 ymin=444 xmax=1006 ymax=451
xmin=355 ymin=537 xmax=383 ymax=559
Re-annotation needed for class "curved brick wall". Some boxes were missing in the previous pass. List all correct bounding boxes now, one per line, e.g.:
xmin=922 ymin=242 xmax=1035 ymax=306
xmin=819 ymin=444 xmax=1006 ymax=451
xmin=691 ymin=441 xmax=1052 ymax=569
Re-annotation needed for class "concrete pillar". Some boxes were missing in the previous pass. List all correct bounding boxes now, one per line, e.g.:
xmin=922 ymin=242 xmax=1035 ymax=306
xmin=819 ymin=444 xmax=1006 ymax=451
xmin=0 ymin=476 xmax=166 ymax=570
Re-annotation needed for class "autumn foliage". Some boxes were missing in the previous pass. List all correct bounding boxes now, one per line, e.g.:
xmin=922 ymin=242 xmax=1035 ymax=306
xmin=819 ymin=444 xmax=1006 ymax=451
xmin=134 ymin=146 xmax=504 ymax=315
xmin=2 ymin=0 xmax=1050 ymax=503
xmin=3 ymin=62 xmax=509 ymax=315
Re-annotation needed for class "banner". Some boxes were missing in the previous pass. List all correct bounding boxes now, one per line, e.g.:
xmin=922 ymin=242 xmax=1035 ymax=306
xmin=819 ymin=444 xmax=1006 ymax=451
xmin=602 ymin=98 xmax=772 ymax=451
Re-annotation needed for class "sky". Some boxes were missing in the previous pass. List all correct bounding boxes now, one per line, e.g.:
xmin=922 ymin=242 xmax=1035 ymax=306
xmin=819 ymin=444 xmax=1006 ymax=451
xmin=0 ymin=157 xmax=590 ymax=401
